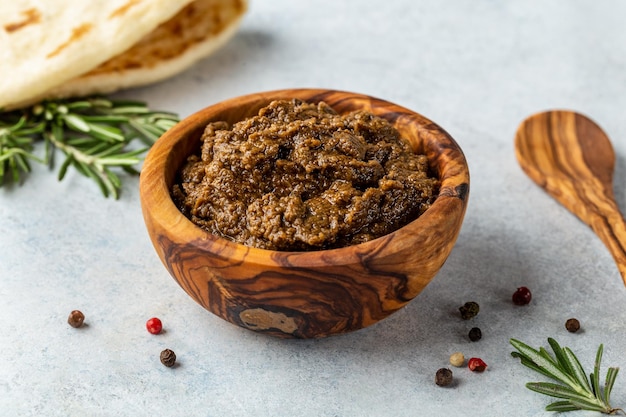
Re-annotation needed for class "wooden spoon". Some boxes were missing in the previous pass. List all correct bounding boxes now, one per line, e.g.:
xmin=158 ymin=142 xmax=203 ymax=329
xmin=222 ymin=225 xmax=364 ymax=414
xmin=515 ymin=110 xmax=626 ymax=286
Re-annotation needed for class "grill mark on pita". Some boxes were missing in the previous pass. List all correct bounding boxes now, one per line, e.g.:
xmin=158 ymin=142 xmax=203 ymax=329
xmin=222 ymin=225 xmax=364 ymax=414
xmin=47 ymin=23 xmax=93 ymax=59
xmin=4 ymin=8 xmax=41 ymax=33
xmin=109 ymin=0 xmax=143 ymax=19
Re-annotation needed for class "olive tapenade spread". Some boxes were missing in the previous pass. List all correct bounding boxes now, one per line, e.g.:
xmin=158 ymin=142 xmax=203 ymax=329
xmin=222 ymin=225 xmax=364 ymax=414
xmin=172 ymin=99 xmax=439 ymax=251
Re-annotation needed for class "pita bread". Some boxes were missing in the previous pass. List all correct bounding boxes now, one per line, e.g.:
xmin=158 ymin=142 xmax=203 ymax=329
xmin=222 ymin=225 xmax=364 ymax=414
xmin=0 ymin=0 xmax=246 ymax=109
xmin=0 ymin=0 xmax=195 ymax=109
xmin=47 ymin=0 xmax=247 ymax=102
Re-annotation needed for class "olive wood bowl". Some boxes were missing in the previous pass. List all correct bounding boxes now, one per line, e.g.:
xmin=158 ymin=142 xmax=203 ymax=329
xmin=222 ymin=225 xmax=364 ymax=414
xmin=139 ymin=89 xmax=470 ymax=338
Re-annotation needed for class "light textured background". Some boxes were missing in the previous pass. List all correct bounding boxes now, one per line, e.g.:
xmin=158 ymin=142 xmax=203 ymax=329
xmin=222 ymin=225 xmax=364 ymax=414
xmin=2 ymin=1 xmax=626 ymax=416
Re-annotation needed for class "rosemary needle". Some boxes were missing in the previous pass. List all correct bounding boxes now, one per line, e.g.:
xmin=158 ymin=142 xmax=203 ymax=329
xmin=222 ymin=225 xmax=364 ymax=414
xmin=0 ymin=96 xmax=179 ymax=198
xmin=510 ymin=338 xmax=624 ymax=415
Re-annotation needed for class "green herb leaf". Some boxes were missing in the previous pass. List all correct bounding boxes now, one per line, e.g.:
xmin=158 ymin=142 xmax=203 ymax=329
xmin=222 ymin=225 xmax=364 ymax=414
xmin=0 ymin=96 xmax=179 ymax=198
xmin=545 ymin=400 xmax=581 ymax=412
xmin=510 ymin=338 xmax=625 ymax=415
xmin=63 ymin=113 xmax=91 ymax=132
xmin=510 ymin=338 xmax=577 ymax=388
xmin=605 ymin=367 xmax=620 ymax=406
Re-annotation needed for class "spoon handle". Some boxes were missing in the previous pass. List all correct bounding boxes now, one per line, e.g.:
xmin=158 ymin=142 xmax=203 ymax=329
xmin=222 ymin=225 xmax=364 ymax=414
xmin=583 ymin=194 xmax=626 ymax=285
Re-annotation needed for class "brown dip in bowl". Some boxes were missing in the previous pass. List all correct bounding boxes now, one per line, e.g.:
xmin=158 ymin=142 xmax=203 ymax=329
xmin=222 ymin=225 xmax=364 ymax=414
xmin=139 ymin=89 xmax=469 ymax=338
xmin=172 ymin=99 xmax=439 ymax=251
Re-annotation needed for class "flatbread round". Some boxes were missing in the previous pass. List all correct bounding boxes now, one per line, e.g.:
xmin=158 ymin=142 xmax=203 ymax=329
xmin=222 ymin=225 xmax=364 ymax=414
xmin=0 ymin=0 xmax=245 ymax=109
xmin=48 ymin=0 xmax=247 ymax=100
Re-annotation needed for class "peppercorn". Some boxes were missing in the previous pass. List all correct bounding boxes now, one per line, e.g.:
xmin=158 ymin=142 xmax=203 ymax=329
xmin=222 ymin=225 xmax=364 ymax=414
xmin=435 ymin=368 xmax=453 ymax=386
xmin=468 ymin=357 xmax=487 ymax=372
xmin=160 ymin=349 xmax=176 ymax=367
xmin=512 ymin=286 xmax=532 ymax=305
xmin=146 ymin=317 xmax=163 ymax=335
xmin=565 ymin=318 xmax=580 ymax=333
xmin=468 ymin=327 xmax=482 ymax=342
xmin=67 ymin=310 xmax=85 ymax=328
xmin=459 ymin=301 xmax=480 ymax=320
xmin=449 ymin=352 xmax=465 ymax=367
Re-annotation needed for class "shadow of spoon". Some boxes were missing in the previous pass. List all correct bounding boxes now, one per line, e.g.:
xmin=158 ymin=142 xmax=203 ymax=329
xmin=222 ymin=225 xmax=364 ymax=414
xmin=515 ymin=110 xmax=626 ymax=286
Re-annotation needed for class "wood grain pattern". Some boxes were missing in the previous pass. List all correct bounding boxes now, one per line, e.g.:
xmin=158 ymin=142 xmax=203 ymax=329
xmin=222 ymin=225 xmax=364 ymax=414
xmin=140 ymin=89 xmax=470 ymax=338
xmin=515 ymin=110 xmax=626 ymax=286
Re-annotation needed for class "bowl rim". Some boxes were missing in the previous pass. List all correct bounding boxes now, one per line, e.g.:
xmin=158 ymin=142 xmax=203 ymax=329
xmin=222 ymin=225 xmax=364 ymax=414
xmin=140 ymin=88 xmax=469 ymax=268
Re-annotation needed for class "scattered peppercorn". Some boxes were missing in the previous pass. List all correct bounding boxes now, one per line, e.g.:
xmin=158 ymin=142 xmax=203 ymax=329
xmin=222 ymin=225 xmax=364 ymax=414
xmin=435 ymin=368 xmax=453 ymax=386
xmin=512 ymin=286 xmax=532 ymax=305
xmin=565 ymin=318 xmax=580 ymax=333
xmin=67 ymin=310 xmax=85 ymax=328
xmin=468 ymin=327 xmax=482 ymax=342
xmin=468 ymin=357 xmax=487 ymax=372
xmin=459 ymin=301 xmax=480 ymax=320
xmin=160 ymin=349 xmax=176 ymax=367
xmin=449 ymin=352 xmax=465 ymax=367
xmin=146 ymin=317 xmax=163 ymax=335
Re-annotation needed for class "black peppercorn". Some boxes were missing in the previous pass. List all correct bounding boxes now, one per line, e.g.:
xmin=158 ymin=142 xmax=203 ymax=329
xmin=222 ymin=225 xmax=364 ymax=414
xmin=160 ymin=349 xmax=176 ymax=367
xmin=459 ymin=301 xmax=479 ymax=320
xmin=435 ymin=368 xmax=453 ymax=386
xmin=68 ymin=310 xmax=85 ymax=328
xmin=468 ymin=327 xmax=482 ymax=342
xmin=565 ymin=318 xmax=580 ymax=333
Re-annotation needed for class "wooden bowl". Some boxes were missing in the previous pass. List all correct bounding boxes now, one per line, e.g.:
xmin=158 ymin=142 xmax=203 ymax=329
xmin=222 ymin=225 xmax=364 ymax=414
xmin=139 ymin=89 xmax=470 ymax=338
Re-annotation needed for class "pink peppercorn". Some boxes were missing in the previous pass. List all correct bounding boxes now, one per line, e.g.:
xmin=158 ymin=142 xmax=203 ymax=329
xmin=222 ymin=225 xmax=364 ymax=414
xmin=512 ymin=286 xmax=532 ymax=305
xmin=146 ymin=317 xmax=163 ymax=335
xmin=468 ymin=357 xmax=487 ymax=372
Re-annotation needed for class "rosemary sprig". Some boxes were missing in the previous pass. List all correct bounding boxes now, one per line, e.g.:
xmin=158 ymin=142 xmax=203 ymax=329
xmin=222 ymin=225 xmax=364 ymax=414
xmin=0 ymin=97 xmax=179 ymax=198
xmin=511 ymin=338 xmax=624 ymax=415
